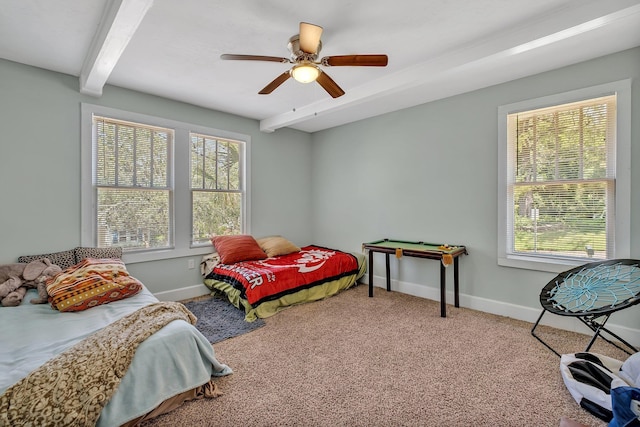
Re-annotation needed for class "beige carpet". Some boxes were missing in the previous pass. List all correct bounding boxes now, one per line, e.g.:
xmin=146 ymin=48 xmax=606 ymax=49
xmin=143 ymin=284 xmax=631 ymax=427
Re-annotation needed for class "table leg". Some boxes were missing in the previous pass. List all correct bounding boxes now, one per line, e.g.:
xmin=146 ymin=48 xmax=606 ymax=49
xmin=368 ymin=250 xmax=374 ymax=297
xmin=385 ymin=253 xmax=391 ymax=292
xmin=454 ymin=257 xmax=460 ymax=308
xmin=440 ymin=262 xmax=446 ymax=317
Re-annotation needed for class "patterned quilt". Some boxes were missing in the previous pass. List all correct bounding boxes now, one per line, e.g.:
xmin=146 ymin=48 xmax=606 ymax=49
xmin=206 ymin=245 xmax=360 ymax=306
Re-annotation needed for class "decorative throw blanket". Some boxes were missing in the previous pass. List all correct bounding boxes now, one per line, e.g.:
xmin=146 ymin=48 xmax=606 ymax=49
xmin=0 ymin=302 xmax=197 ymax=427
xmin=207 ymin=245 xmax=360 ymax=306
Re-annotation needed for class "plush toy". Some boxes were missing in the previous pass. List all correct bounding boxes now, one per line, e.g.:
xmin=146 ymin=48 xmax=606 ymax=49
xmin=30 ymin=258 xmax=63 ymax=304
xmin=0 ymin=258 xmax=62 ymax=307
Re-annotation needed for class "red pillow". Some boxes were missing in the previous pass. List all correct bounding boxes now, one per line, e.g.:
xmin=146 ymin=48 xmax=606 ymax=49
xmin=211 ymin=235 xmax=268 ymax=264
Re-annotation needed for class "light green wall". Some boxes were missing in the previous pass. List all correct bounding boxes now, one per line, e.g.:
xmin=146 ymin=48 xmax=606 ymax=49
xmin=0 ymin=58 xmax=313 ymax=293
xmin=1 ymin=47 xmax=638 ymax=331
xmin=310 ymin=47 xmax=640 ymax=329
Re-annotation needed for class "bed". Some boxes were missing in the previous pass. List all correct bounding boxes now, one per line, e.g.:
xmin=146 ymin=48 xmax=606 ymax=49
xmin=202 ymin=235 xmax=366 ymax=321
xmin=0 ymin=248 xmax=232 ymax=427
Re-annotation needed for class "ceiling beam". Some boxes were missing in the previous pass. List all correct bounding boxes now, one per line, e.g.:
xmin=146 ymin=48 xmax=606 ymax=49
xmin=260 ymin=1 xmax=640 ymax=133
xmin=79 ymin=0 xmax=154 ymax=97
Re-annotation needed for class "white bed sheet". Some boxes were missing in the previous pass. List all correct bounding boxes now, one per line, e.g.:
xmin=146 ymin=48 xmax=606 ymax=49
xmin=0 ymin=287 xmax=231 ymax=427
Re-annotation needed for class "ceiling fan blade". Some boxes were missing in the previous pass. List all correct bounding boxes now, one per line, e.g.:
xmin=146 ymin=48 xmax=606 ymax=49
xmin=316 ymin=71 xmax=345 ymax=98
xmin=321 ymin=54 xmax=388 ymax=67
xmin=258 ymin=71 xmax=292 ymax=95
xmin=299 ymin=22 xmax=323 ymax=54
xmin=221 ymin=54 xmax=290 ymax=63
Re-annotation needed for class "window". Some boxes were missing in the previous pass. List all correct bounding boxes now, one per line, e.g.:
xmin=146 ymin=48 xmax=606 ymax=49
xmin=81 ymin=104 xmax=250 ymax=263
xmin=94 ymin=117 xmax=173 ymax=251
xmin=190 ymin=133 xmax=243 ymax=245
xmin=498 ymin=81 xmax=630 ymax=273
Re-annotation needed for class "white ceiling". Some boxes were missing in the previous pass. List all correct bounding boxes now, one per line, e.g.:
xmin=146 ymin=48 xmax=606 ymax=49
xmin=2 ymin=0 xmax=639 ymax=133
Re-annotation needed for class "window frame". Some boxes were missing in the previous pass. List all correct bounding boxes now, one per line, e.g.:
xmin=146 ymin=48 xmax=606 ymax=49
xmin=189 ymin=132 xmax=245 ymax=245
xmin=81 ymin=103 xmax=251 ymax=264
xmin=497 ymin=80 xmax=631 ymax=273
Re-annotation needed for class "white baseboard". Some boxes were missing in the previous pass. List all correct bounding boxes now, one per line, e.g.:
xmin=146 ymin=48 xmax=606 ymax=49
xmin=365 ymin=274 xmax=640 ymax=347
xmin=153 ymin=283 xmax=211 ymax=302
xmin=154 ymin=278 xmax=640 ymax=348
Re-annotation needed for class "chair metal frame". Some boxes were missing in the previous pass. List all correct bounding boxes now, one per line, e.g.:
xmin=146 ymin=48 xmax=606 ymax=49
xmin=531 ymin=259 xmax=640 ymax=357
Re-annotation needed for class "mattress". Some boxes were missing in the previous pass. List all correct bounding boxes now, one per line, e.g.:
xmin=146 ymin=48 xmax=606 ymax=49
xmin=0 ymin=286 xmax=231 ymax=426
xmin=203 ymin=246 xmax=366 ymax=321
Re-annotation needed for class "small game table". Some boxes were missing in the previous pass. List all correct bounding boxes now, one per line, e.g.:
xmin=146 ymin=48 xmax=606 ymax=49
xmin=362 ymin=239 xmax=468 ymax=317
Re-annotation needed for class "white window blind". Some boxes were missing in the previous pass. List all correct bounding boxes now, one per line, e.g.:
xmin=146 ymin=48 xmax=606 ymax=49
xmin=507 ymin=95 xmax=616 ymax=261
xmin=94 ymin=116 xmax=173 ymax=251
xmin=82 ymin=104 xmax=252 ymax=263
xmin=190 ymin=133 xmax=244 ymax=245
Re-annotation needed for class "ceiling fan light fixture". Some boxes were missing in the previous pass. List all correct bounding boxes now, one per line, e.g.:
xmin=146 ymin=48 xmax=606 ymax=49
xmin=220 ymin=21 xmax=388 ymax=98
xmin=290 ymin=63 xmax=320 ymax=83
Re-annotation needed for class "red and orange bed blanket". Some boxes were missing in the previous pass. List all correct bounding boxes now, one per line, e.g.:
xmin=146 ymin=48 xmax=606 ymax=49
xmin=203 ymin=245 xmax=365 ymax=321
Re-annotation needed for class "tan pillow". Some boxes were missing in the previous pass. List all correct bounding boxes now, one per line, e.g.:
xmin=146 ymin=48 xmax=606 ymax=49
xmin=211 ymin=235 xmax=268 ymax=264
xmin=256 ymin=236 xmax=301 ymax=258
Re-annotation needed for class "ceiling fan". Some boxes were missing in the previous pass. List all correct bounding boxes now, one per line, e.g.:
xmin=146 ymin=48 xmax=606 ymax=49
xmin=220 ymin=22 xmax=388 ymax=98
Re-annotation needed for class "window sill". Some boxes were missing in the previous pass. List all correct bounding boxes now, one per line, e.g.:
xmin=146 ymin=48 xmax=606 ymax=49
xmin=498 ymin=255 xmax=589 ymax=273
xmin=122 ymin=245 xmax=214 ymax=264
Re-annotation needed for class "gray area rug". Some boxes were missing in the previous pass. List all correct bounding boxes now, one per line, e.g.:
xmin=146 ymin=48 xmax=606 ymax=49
xmin=183 ymin=297 xmax=265 ymax=343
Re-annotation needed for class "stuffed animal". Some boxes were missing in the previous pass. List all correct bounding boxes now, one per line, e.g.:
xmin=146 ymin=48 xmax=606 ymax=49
xmin=30 ymin=258 xmax=62 ymax=304
xmin=0 ymin=258 xmax=62 ymax=307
